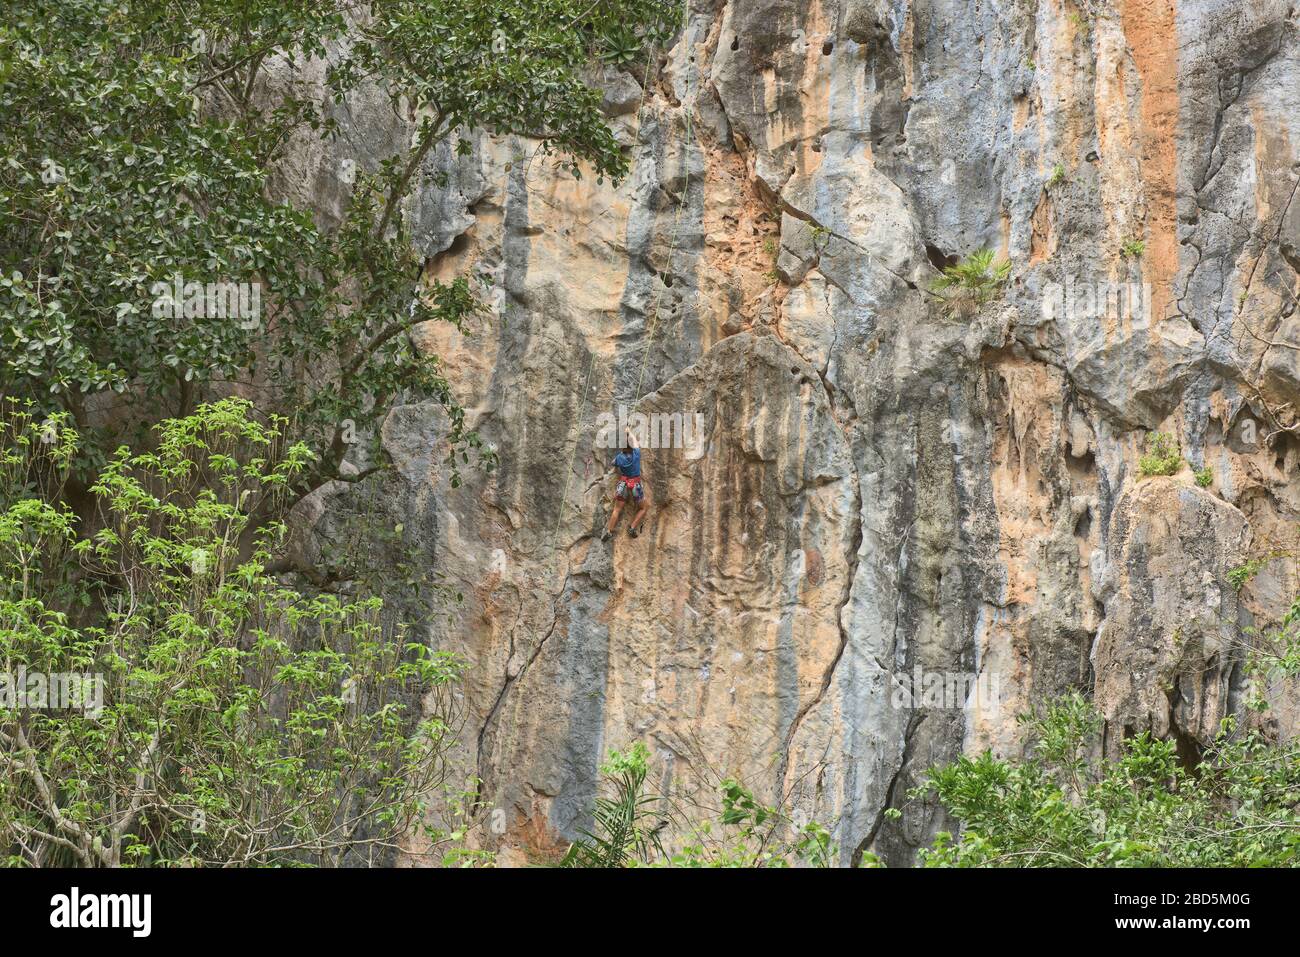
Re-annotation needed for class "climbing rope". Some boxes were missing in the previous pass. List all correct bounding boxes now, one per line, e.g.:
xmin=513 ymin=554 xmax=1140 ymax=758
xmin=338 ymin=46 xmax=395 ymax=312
xmin=478 ymin=1 xmax=702 ymax=832
xmin=547 ymin=0 xmax=697 ymax=552
xmin=550 ymin=352 xmax=597 ymax=550
xmin=630 ymin=95 xmax=694 ymax=407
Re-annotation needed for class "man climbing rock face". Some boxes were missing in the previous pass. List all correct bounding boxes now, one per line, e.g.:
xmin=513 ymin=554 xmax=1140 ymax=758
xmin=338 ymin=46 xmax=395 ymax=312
xmin=602 ymin=427 xmax=649 ymax=540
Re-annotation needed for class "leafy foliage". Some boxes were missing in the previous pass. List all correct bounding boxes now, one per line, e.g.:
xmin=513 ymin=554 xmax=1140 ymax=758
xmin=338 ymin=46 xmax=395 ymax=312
xmin=562 ymin=744 xmax=832 ymax=868
xmin=912 ymin=694 xmax=1300 ymax=867
xmin=0 ymin=0 xmax=680 ymax=506
xmin=665 ymin=777 xmax=832 ymax=868
xmin=1244 ymin=593 xmax=1300 ymax=714
xmin=1137 ymin=431 xmax=1182 ymax=477
xmin=560 ymin=743 xmax=665 ymax=867
xmin=332 ymin=0 xmax=679 ymax=187
xmin=1229 ymin=555 xmax=1272 ymax=591
xmin=1121 ymin=237 xmax=1146 ymax=258
xmin=0 ymin=399 xmax=467 ymax=866
xmin=930 ymin=249 xmax=1011 ymax=317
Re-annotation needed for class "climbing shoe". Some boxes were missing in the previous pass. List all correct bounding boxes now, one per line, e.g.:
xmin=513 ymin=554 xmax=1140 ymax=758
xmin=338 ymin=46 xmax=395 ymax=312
xmin=629 ymin=526 xmax=640 ymax=539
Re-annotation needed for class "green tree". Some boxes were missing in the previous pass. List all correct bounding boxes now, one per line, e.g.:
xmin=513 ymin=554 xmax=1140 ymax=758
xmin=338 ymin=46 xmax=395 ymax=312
xmin=0 ymin=0 xmax=678 ymax=516
xmin=0 ymin=398 xmax=467 ymax=866
xmin=911 ymin=694 xmax=1300 ymax=867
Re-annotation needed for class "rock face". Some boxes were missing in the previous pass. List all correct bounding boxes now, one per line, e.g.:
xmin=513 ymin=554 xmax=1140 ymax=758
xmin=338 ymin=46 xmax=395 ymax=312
xmin=301 ymin=0 xmax=1300 ymax=864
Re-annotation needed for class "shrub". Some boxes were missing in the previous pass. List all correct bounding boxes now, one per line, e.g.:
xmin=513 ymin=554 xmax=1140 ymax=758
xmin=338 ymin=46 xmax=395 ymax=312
xmin=931 ymin=249 xmax=1012 ymax=318
xmin=1229 ymin=555 xmax=1272 ymax=591
xmin=911 ymin=694 xmax=1300 ymax=867
xmin=1138 ymin=432 xmax=1182 ymax=476
xmin=562 ymin=746 xmax=832 ymax=867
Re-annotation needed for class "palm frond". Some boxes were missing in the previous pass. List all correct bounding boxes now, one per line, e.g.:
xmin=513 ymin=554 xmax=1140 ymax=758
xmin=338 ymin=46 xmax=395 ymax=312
xmin=930 ymin=248 xmax=1012 ymax=317
xmin=560 ymin=744 xmax=666 ymax=867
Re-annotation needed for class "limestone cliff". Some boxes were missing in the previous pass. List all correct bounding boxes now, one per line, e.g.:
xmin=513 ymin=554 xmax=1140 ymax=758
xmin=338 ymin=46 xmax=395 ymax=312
xmin=293 ymin=0 xmax=1300 ymax=865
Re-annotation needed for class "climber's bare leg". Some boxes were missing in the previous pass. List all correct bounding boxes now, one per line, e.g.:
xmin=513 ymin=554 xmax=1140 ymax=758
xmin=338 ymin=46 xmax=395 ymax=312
xmin=606 ymin=496 xmax=625 ymax=534
xmin=629 ymin=484 xmax=650 ymax=531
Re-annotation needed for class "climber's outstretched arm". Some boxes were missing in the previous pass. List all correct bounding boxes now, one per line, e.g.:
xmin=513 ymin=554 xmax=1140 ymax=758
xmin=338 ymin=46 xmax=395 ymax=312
xmin=626 ymin=427 xmax=640 ymax=450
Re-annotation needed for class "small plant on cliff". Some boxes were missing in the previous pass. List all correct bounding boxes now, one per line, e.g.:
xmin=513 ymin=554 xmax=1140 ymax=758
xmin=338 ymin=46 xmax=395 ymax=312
xmin=930 ymin=249 xmax=1012 ymax=318
xmin=1137 ymin=432 xmax=1182 ymax=477
xmin=1229 ymin=555 xmax=1275 ymax=591
xmin=1194 ymin=465 xmax=1214 ymax=488
xmin=1228 ymin=560 xmax=1260 ymax=590
xmin=810 ymin=223 xmax=832 ymax=254
xmin=1047 ymin=163 xmax=1067 ymax=188
xmin=1121 ymin=236 xmax=1147 ymax=258
xmin=910 ymin=694 xmax=1300 ymax=866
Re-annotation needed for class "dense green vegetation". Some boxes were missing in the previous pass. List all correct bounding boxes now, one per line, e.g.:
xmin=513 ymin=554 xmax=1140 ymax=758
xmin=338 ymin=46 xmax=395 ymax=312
xmin=912 ymin=695 xmax=1300 ymax=867
xmin=0 ymin=400 xmax=468 ymax=865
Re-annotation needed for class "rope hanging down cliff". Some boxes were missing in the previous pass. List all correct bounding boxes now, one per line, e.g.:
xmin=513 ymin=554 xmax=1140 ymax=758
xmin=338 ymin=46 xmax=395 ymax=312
xmin=631 ymin=83 xmax=694 ymax=407
xmin=550 ymin=18 xmax=697 ymax=555
xmin=490 ymin=15 xmax=697 ymax=791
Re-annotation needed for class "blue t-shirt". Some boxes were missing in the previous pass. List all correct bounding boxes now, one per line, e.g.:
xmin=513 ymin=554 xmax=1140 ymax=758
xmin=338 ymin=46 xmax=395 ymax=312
xmin=614 ymin=447 xmax=641 ymax=477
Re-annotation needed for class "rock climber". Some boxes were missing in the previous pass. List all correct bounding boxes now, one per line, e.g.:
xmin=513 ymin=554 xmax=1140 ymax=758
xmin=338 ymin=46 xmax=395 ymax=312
xmin=602 ymin=427 xmax=650 ymax=540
